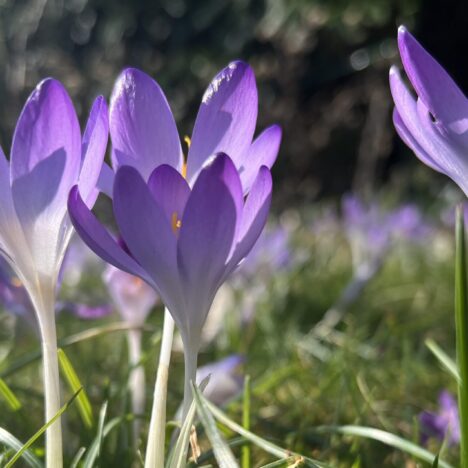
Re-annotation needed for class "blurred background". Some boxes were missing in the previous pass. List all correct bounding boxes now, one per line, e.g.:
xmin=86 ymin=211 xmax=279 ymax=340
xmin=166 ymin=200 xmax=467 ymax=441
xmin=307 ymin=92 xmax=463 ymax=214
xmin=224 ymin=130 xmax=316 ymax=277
xmin=1 ymin=0 xmax=467 ymax=207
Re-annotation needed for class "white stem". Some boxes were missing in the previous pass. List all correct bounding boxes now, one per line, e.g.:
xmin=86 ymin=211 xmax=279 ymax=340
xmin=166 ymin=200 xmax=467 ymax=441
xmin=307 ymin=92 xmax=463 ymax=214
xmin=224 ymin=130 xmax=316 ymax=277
xmin=34 ymin=289 xmax=63 ymax=468
xmin=181 ymin=342 xmax=198 ymax=422
xmin=127 ymin=328 xmax=145 ymax=444
xmin=144 ymin=308 xmax=174 ymax=468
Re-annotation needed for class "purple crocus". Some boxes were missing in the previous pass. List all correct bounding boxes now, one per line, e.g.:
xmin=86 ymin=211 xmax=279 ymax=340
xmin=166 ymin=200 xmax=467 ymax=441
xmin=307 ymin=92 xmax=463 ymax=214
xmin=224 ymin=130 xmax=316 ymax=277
xmin=420 ymin=391 xmax=460 ymax=446
xmin=390 ymin=26 xmax=468 ymax=195
xmin=197 ymin=354 xmax=245 ymax=406
xmin=68 ymin=63 xmax=278 ymax=429
xmin=0 ymin=78 xmax=108 ymax=467
xmin=103 ymin=265 xmax=159 ymax=442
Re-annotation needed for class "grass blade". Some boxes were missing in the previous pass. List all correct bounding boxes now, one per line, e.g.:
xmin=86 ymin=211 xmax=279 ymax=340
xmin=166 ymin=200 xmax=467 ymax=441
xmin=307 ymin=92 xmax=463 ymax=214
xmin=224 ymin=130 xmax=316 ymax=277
xmin=242 ymin=375 xmax=251 ymax=468
xmin=5 ymin=388 xmax=82 ymax=468
xmin=425 ymin=339 xmax=460 ymax=383
xmin=199 ymin=393 xmax=327 ymax=468
xmin=455 ymin=203 xmax=468 ymax=468
xmin=70 ymin=447 xmax=86 ymax=468
xmin=0 ymin=378 xmax=21 ymax=411
xmin=82 ymin=401 xmax=108 ymax=468
xmin=315 ymin=425 xmax=452 ymax=468
xmin=0 ymin=428 xmax=41 ymax=468
xmin=191 ymin=382 xmax=239 ymax=468
xmin=58 ymin=348 xmax=94 ymax=428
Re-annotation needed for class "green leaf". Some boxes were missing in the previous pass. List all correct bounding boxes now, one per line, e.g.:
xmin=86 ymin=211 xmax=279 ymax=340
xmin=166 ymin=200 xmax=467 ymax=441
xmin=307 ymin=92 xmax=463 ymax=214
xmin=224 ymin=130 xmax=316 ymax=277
xmin=198 ymin=392 xmax=327 ymax=468
xmin=258 ymin=457 xmax=297 ymax=467
xmin=58 ymin=348 xmax=94 ymax=428
xmin=82 ymin=401 xmax=109 ymax=468
xmin=5 ymin=388 xmax=82 ymax=468
xmin=0 ymin=378 xmax=21 ymax=411
xmin=455 ymin=203 xmax=468 ymax=468
xmin=0 ymin=428 xmax=42 ymax=468
xmin=425 ymin=339 xmax=460 ymax=383
xmin=315 ymin=425 xmax=452 ymax=468
xmin=191 ymin=383 xmax=239 ymax=468
xmin=242 ymin=375 xmax=251 ymax=468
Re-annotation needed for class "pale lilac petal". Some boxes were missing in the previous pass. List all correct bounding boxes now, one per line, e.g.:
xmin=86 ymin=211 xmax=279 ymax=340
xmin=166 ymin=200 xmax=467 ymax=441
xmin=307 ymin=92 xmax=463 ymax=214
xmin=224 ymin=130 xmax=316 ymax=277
xmin=68 ymin=186 xmax=153 ymax=285
xmin=97 ymin=162 xmax=114 ymax=198
xmin=72 ymin=304 xmax=113 ymax=320
xmin=11 ymin=78 xmax=81 ymax=225
xmin=390 ymin=67 xmax=468 ymax=194
xmin=227 ymin=166 xmax=272 ymax=275
xmin=398 ymin=26 xmax=468 ymax=138
xmin=79 ymin=96 xmax=109 ymax=207
xmin=113 ymin=166 xmax=181 ymax=315
xmin=147 ymin=164 xmax=191 ymax=224
xmin=177 ymin=154 xmax=239 ymax=332
xmin=0 ymin=147 xmax=30 ymax=270
xmin=393 ymin=109 xmax=445 ymax=173
xmin=110 ymin=68 xmax=183 ymax=180
xmin=239 ymin=125 xmax=281 ymax=194
xmin=187 ymin=61 xmax=258 ymax=184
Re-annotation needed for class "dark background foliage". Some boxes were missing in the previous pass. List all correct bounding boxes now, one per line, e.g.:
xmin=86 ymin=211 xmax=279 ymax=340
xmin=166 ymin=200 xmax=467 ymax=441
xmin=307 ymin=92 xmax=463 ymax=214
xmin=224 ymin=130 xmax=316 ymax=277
xmin=0 ymin=0 xmax=466 ymax=207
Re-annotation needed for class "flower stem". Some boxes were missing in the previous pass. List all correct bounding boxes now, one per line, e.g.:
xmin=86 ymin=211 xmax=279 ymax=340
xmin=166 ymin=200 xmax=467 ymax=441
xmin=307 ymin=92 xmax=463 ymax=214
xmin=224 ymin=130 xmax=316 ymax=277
xmin=181 ymin=342 xmax=198 ymax=422
xmin=33 ymin=288 xmax=62 ymax=468
xmin=127 ymin=328 xmax=145 ymax=444
xmin=144 ymin=308 xmax=174 ymax=468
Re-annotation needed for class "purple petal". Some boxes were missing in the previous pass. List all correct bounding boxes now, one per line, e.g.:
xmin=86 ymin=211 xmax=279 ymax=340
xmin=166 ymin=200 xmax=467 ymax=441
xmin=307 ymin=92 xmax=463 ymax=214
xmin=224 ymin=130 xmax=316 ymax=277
xmin=393 ymin=109 xmax=445 ymax=173
xmin=186 ymin=61 xmax=258 ymax=184
xmin=227 ymin=166 xmax=272 ymax=275
xmin=398 ymin=26 xmax=468 ymax=137
xmin=79 ymin=96 xmax=109 ymax=207
xmin=177 ymin=154 xmax=239 ymax=331
xmin=113 ymin=166 xmax=181 ymax=315
xmin=110 ymin=68 xmax=183 ymax=180
xmin=72 ymin=304 xmax=113 ymax=320
xmin=68 ymin=186 xmax=153 ymax=284
xmin=147 ymin=164 xmax=191 ymax=225
xmin=97 ymin=162 xmax=114 ymax=198
xmin=239 ymin=125 xmax=281 ymax=194
xmin=390 ymin=67 xmax=468 ymax=193
xmin=11 ymin=78 xmax=81 ymax=227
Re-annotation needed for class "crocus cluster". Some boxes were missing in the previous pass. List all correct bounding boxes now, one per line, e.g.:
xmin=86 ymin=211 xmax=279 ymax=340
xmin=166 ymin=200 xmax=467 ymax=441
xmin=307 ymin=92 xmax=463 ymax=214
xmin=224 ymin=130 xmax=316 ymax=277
xmin=0 ymin=57 xmax=280 ymax=467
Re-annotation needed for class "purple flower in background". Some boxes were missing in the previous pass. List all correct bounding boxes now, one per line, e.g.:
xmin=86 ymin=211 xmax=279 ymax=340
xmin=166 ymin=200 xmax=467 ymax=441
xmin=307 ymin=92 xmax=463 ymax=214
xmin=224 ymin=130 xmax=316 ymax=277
xmin=72 ymin=304 xmax=112 ymax=320
xmin=104 ymin=265 xmax=159 ymax=327
xmin=420 ymin=391 xmax=460 ymax=446
xmin=197 ymin=354 xmax=245 ymax=406
xmin=390 ymin=26 xmax=468 ymax=195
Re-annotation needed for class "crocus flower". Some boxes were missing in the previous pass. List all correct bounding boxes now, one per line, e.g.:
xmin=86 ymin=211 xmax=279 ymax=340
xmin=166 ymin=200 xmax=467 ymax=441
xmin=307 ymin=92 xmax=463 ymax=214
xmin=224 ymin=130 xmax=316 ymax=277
xmin=390 ymin=26 xmax=468 ymax=195
xmin=0 ymin=78 xmax=108 ymax=467
xmin=197 ymin=354 xmax=245 ymax=406
xmin=103 ymin=265 xmax=159 ymax=442
xmin=70 ymin=154 xmax=272 ymax=411
xmin=420 ymin=391 xmax=460 ymax=446
xmin=104 ymin=265 xmax=159 ymax=327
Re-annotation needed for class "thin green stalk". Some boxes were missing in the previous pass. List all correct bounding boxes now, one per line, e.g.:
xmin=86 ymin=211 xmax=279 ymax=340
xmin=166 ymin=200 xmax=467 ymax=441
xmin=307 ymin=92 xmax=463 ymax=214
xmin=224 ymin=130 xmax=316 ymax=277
xmin=455 ymin=204 xmax=468 ymax=468
xmin=242 ymin=375 xmax=251 ymax=468
xmin=144 ymin=308 xmax=174 ymax=468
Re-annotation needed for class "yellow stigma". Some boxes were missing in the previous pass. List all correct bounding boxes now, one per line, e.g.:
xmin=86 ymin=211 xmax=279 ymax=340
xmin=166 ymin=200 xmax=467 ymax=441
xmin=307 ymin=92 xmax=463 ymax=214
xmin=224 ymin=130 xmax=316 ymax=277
xmin=171 ymin=212 xmax=182 ymax=234
xmin=182 ymin=135 xmax=191 ymax=179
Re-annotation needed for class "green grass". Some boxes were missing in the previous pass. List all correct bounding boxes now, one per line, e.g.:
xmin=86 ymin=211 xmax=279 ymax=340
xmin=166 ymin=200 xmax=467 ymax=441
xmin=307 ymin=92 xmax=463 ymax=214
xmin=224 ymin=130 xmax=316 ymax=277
xmin=0 ymin=210 xmax=460 ymax=466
